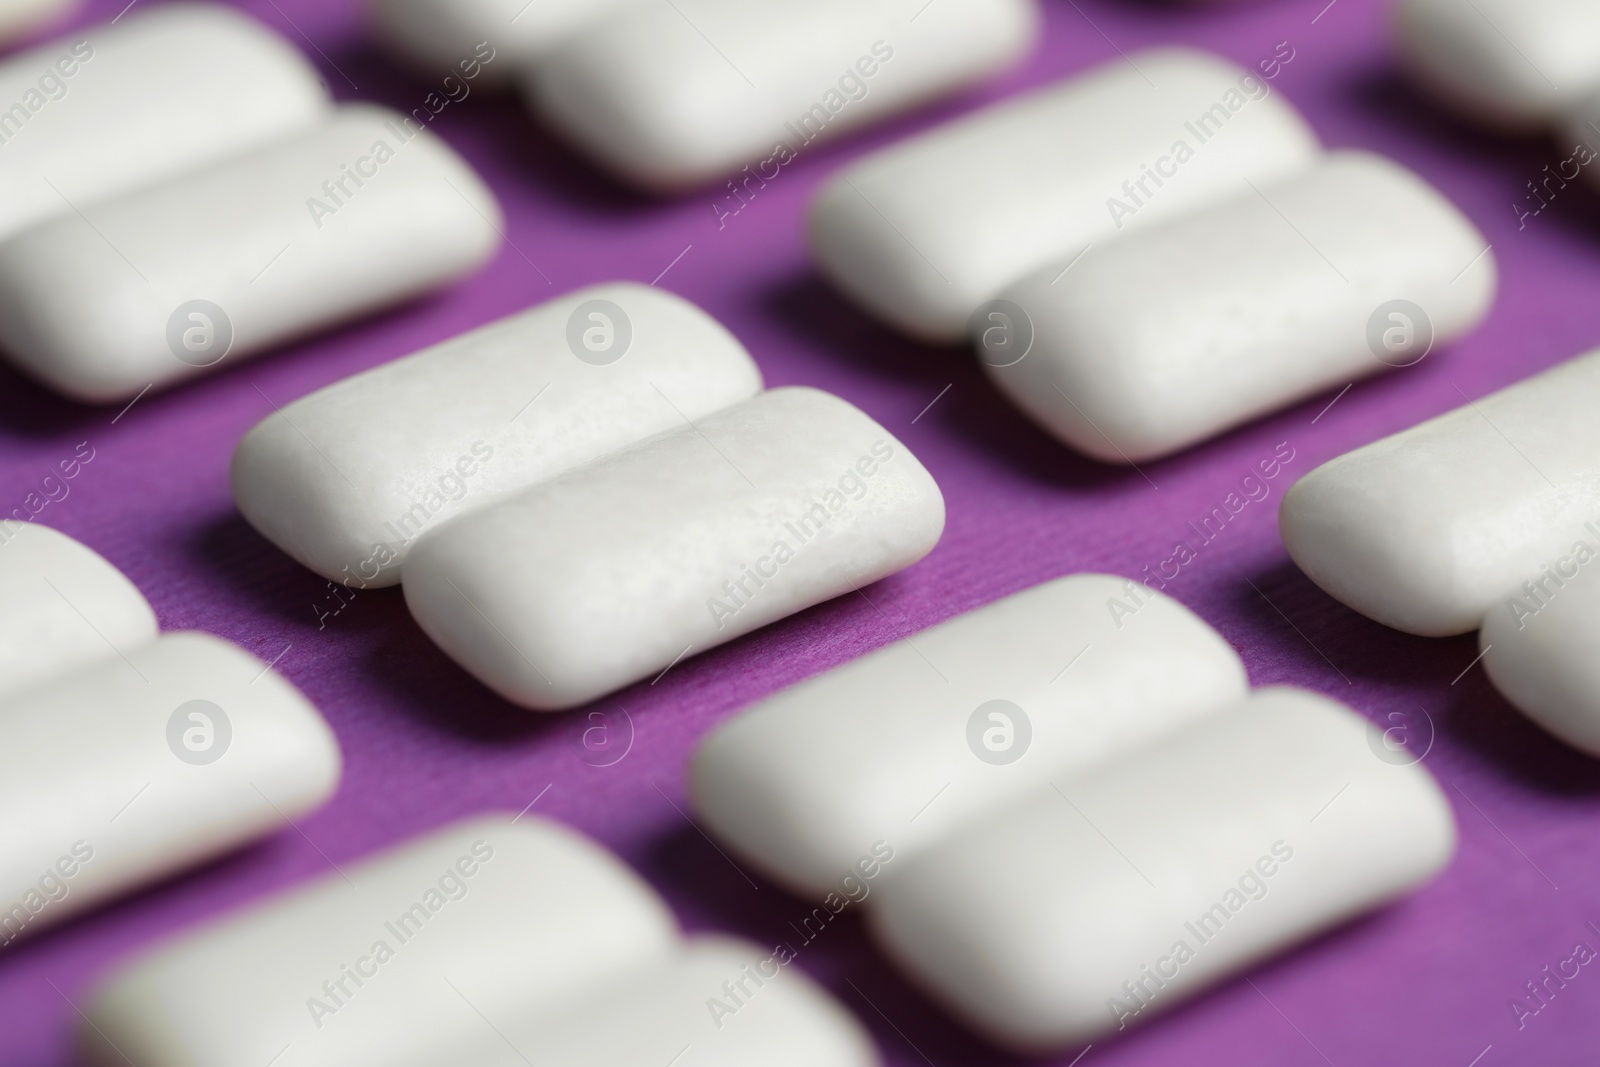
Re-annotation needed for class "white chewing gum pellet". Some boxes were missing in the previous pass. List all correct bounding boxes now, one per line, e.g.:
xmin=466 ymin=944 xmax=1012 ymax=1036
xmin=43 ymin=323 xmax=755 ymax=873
xmin=0 ymin=0 xmax=74 ymax=45
xmin=1282 ymin=349 xmax=1600 ymax=637
xmin=985 ymin=151 xmax=1496 ymax=463
xmin=469 ymin=937 xmax=880 ymax=1067
xmin=1397 ymin=0 xmax=1600 ymax=132
xmin=81 ymin=816 xmax=680 ymax=1067
xmin=0 ymin=103 xmax=501 ymax=404
xmin=403 ymin=387 xmax=945 ymax=711
xmin=0 ymin=4 xmax=329 ymax=242
xmin=808 ymin=47 xmax=1321 ymax=343
xmin=0 ymin=523 xmax=156 ymax=699
xmin=232 ymin=283 xmax=762 ymax=588
xmin=0 ymin=633 xmax=339 ymax=947
xmin=869 ymin=687 xmax=1457 ymax=1052
xmin=370 ymin=0 xmax=635 ymax=81
xmin=692 ymin=575 xmax=1247 ymax=898
xmin=522 ymin=0 xmax=1039 ymax=193
xmin=1482 ymin=571 xmax=1600 ymax=756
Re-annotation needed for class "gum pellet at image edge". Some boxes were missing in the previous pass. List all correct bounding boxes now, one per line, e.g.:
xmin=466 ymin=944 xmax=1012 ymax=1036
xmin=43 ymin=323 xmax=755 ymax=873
xmin=868 ymin=687 xmax=1457 ymax=1052
xmin=1280 ymin=348 xmax=1600 ymax=637
xmin=0 ymin=103 xmax=501 ymax=404
xmin=78 ymin=816 xmax=681 ymax=1067
xmin=0 ymin=632 xmax=341 ymax=944
xmin=401 ymin=386 xmax=946 ymax=711
xmin=0 ymin=522 xmax=157 ymax=699
xmin=521 ymin=0 xmax=1039 ymax=193
xmin=231 ymin=282 xmax=763 ymax=588
xmin=368 ymin=0 xmax=638 ymax=81
xmin=1396 ymin=0 xmax=1600 ymax=133
xmin=1482 ymin=572 xmax=1600 ymax=757
xmin=807 ymin=46 xmax=1322 ymax=343
xmin=459 ymin=936 xmax=880 ymax=1067
xmin=986 ymin=150 xmax=1496 ymax=463
xmin=0 ymin=3 xmax=330 ymax=243
xmin=691 ymin=574 xmax=1249 ymax=898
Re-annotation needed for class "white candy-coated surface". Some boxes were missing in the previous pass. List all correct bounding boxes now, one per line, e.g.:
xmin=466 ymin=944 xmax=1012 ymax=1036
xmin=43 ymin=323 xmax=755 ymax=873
xmin=404 ymin=387 xmax=945 ymax=710
xmin=987 ymin=152 xmax=1495 ymax=463
xmin=0 ymin=633 xmax=340 ymax=949
xmin=1282 ymin=348 xmax=1600 ymax=636
xmin=0 ymin=521 xmax=155 ymax=699
xmin=870 ymin=687 xmax=1457 ymax=1052
xmin=523 ymin=0 xmax=1038 ymax=192
xmin=469 ymin=936 xmax=880 ymax=1067
xmin=1397 ymin=0 xmax=1600 ymax=131
xmin=692 ymin=575 xmax=1248 ymax=897
xmin=232 ymin=283 xmax=762 ymax=587
xmin=82 ymin=816 xmax=679 ymax=1067
xmin=0 ymin=4 xmax=329 ymax=243
xmin=0 ymin=104 xmax=501 ymax=404
xmin=1483 ymin=568 xmax=1600 ymax=755
xmin=0 ymin=0 xmax=74 ymax=44
xmin=370 ymin=0 xmax=635 ymax=79
xmin=808 ymin=47 xmax=1321 ymax=342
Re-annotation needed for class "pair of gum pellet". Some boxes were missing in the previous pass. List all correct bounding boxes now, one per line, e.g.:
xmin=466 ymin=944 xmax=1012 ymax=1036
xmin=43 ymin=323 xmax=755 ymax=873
xmin=809 ymin=48 xmax=1497 ymax=462
xmin=0 ymin=5 xmax=501 ymax=403
xmin=0 ymin=524 xmax=339 ymax=949
xmin=232 ymin=283 xmax=946 ymax=711
xmin=371 ymin=0 xmax=1041 ymax=192
xmin=1284 ymin=348 xmax=1600 ymax=757
xmin=691 ymin=575 xmax=1456 ymax=1051
xmin=81 ymin=816 xmax=878 ymax=1067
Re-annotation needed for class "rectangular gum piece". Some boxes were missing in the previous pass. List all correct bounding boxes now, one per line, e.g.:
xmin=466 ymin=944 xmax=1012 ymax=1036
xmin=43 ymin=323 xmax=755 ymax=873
xmin=522 ymin=0 xmax=1038 ymax=192
xmin=1281 ymin=348 xmax=1600 ymax=636
xmin=0 ymin=632 xmax=341 ymax=947
xmin=401 ymin=387 xmax=946 ymax=710
xmin=0 ymin=521 xmax=156 ymax=699
xmin=807 ymin=47 xmax=1321 ymax=342
xmin=231 ymin=283 xmax=763 ymax=588
xmin=80 ymin=816 xmax=680 ymax=1067
xmin=986 ymin=151 xmax=1495 ymax=463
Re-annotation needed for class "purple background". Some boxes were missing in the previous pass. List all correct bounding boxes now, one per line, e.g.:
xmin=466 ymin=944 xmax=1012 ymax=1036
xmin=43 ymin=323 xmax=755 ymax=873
xmin=3 ymin=0 xmax=1600 ymax=1063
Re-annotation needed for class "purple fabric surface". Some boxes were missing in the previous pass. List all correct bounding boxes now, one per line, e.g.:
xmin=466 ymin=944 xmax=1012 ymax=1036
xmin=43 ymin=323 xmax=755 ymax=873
xmin=2 ymin=0 xmax=1599 ymax=1063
